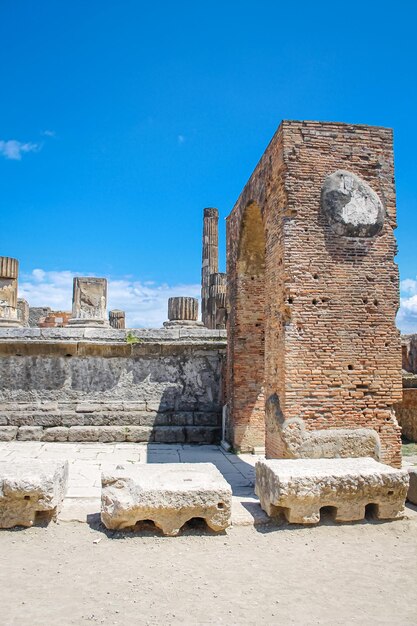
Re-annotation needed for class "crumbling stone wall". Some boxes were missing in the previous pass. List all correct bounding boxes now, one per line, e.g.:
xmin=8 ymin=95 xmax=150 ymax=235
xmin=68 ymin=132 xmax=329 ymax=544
xmin=0 ymin=327 xmax=226 ymax=443
xmin=227 ymin=120 xmax=402 ymax=466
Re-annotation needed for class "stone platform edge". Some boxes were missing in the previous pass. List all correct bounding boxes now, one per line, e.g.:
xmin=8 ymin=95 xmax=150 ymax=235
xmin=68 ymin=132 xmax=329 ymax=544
xmin=0 ymin=327 xmax=227 ymax=357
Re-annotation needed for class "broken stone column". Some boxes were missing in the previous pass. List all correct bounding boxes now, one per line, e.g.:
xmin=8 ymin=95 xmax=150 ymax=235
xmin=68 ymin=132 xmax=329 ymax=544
xmin=201 ymin=208 xmax=219 ymax=328
xmin=109 ymin=309 xmax=126 ymax=329
xmin=163 ymin=297 xmax=203 ymax=327
xmin=68 ymin=277 xmax=109 ymax=327
xmin=208 ymin=272 xmax=227 ymax=329
xmin=0 ymin=257 xmax=21 ymax=327
xmin=17 ymin=298 xmax=30 ymax=327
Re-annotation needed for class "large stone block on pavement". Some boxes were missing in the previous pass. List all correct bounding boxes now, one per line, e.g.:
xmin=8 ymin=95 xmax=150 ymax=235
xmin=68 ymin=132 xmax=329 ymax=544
xmin=101 ymin=462 xmax=232 ymax=535
xmin=0 ymin=459 xmax=69 ymax=528
xmin=255 ymin=457 xmax=408 ymax=524
xmin=407 ymin=468 xmax=417 ymax=505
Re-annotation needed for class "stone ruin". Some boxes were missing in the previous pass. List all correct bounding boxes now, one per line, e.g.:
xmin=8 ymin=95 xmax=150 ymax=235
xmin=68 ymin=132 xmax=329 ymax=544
xmin=0 ymin=120 xmax=410 ymax=465
xmin=0 ymin=257 xmax=21 ymax=328
xmin=68 ymin=277 xmax=109 ymax=327
xmin=0 ymin=121 xmax=402 ymax=466
xmin=225 ymin=120 xmax=402 ymax=468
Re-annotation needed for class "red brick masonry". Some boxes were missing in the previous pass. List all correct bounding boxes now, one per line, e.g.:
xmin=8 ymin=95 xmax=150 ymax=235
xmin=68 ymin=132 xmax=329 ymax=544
xmin=226 ymin=120 xmax=402 ymax=466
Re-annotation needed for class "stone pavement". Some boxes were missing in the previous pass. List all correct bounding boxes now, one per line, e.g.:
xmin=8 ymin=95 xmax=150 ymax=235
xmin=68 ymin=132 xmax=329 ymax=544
xmin=0 ymin=442 xmax=269 ymax=527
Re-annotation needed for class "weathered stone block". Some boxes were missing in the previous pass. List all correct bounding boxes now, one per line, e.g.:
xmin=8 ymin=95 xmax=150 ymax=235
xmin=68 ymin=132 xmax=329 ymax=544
xmin=186 ymin=426 xmax=220 ymax=444
xmin=0 ymin=460 xmax=68 ymax=528
xmin=101 ymin=463 xmax=232 ymax=535
xmin=255 ymin=458 xmax=409 ymax=524
xmin=193 ymin=411 xmax=221 ymax=426
xmin=407 ymin=468 xmax=417 ymax=505
xmin=97 ymin=426 xmax=126 ymax=443
xmin=68 ymin=277 xmax=109 ymax=327
xmin=125 ymin=426 xmax=153 ymax=442
xmin=68 ymin=426 xmax=99 ymax=442
xmin=154 ymin=427 xmax=186 ymax=444
xmin=0 ymin=426 xmax=18 ymax=441
xmin=17 ymin=426 xmax=43 ymax=441
xmin=41 ymin=427 xmax=69 ymax=442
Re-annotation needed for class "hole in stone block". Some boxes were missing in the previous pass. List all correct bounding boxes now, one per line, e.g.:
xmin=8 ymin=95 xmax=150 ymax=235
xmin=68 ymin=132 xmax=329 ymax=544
xmin=373 ymin=299 xmax=379 ymax=306
xmin=363 ymin=297 xmax=368 ymax=304
xmin=312 ymin=299 xmax=318 ymax=305
xmin=288 ymin=297 xmax=294 ymax=304
xmin=65 ymin=354 xmax=73 ymax=358
xmin=313 ymin=274 xmax=319 ymax=280
xmin=348 ymin=364 xmax=354 ymax=370
xmin=133 ymin=519 xmax=159 ymax=533
xmin=387 ymin=490 xmax=394 ymax=496
xmin=34 ymin=509 xmax=54 ymax=526
xmin=186 ymin=517 xmax=208 ymax=531
xmin=217 ymin=502 xmax=225 ymax=509
xmin=24 ymin=495 xmax=30 ymax=500
xmin=365 ymin=503 xmax=379 ymax=519
xmin=319 ymin=506 xmax=337 ymax=521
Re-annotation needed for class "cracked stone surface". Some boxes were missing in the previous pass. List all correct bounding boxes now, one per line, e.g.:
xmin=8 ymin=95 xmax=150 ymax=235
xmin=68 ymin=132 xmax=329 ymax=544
xmin=101 ymin=462 xmax=232 ymax=535
xmin=0 ymin=459 xmax=68 ymax=527
xmin=255 ymin=457 xmax=409 ymax=524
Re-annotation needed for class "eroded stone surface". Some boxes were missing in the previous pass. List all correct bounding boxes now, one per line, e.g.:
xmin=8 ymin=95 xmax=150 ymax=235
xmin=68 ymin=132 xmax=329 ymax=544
xmin=255 ymin=458 xmax=408 ymax=524
xmin=321 ymin=170 xmax=385 ymax=237
xmin=407 ymin=468 xmax=417 ymax=505
xmin=68 ymin=277 xmax=109 ymax=327
xmin=0 ymin=459 xmax=69 ymax=528
xmin=101 ymin=462 xmax=232 ymax=535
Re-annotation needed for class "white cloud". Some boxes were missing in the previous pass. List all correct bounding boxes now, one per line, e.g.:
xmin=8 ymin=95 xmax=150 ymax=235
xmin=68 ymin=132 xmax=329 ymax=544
xmin=397 ymin=276 xmax=417 ymax=334
xmin=41 ymin=130 xmax=55 ymax=137
xmin=0 ymin=139 xmax=40 ymax=160
xmin=177 ymin=134 xmax=185 ymax=145
xmin=400 ymin=278 xmax=417 ymax=296
xmin=18 ymin=269 xmax=201 ymax=328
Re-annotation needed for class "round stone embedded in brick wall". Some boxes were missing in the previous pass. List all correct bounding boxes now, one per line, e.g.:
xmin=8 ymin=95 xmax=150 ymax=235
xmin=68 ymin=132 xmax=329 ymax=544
xmin=321 ymin=170 xmax=385 ymax=237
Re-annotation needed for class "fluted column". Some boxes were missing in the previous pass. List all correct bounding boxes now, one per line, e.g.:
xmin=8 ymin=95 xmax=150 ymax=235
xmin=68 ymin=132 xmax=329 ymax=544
xmin=68 ymin=277 xmax=109 ymax=327
xmin=201 ymin=208 xmax=219 ymax=327
xmin=208 ymin=272 xmax=227 ymax=329
xmin=163 ymin=297 xmax=203 ymax=327
xmin=109 ymin=309 xmax=126 ymax=329
xmin=0 ymin=256 xmax=21 ymax=327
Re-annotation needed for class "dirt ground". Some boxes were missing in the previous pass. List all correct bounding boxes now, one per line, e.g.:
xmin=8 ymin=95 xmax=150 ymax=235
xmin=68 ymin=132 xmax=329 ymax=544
xmin=1 ymin=508 xmax=417 ymax=626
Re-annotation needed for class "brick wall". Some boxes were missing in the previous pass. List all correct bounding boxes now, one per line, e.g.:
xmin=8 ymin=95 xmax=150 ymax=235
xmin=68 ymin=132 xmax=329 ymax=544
xmin=227 ymin=120 xmax=402 ymax=466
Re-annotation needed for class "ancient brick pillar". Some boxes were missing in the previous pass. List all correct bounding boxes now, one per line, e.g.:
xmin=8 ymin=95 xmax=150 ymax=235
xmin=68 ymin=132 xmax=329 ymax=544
xmin=0 ymin=257 xmax=21 ymax=327
xmin=164 ymin=297 xmax=203 ymax=327
xmin=201 ymin=208 xmax=219 ymax=327
xmin=109 ymin=309 xmax=126 ymax=329
xmin=226 ymin=121 xmax=402 ymax=467
xmin=208 ymin=273 xmax=227 ymax=329
xmin=68 ymin=277 xmax=109 ymax=327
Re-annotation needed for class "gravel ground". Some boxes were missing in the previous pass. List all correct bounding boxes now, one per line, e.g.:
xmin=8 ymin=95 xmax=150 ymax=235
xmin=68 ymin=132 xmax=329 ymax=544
xmin=1 ymin=506 xmax=416 ymax=626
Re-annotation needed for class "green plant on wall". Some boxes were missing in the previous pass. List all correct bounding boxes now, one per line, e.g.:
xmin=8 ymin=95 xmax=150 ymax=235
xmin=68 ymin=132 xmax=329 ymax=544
xmin=125 ymin=332 xmax=143 ymax=344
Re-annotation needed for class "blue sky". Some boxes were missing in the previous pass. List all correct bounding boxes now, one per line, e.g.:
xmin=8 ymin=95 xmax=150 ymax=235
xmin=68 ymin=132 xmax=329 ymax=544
xmin=1 ymin=1 xmax=416 ymax=328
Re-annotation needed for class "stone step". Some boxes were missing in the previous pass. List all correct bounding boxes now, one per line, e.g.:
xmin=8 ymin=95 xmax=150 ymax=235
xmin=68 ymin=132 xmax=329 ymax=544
xmin=0 ymin=424 xmax=221 ymax=444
